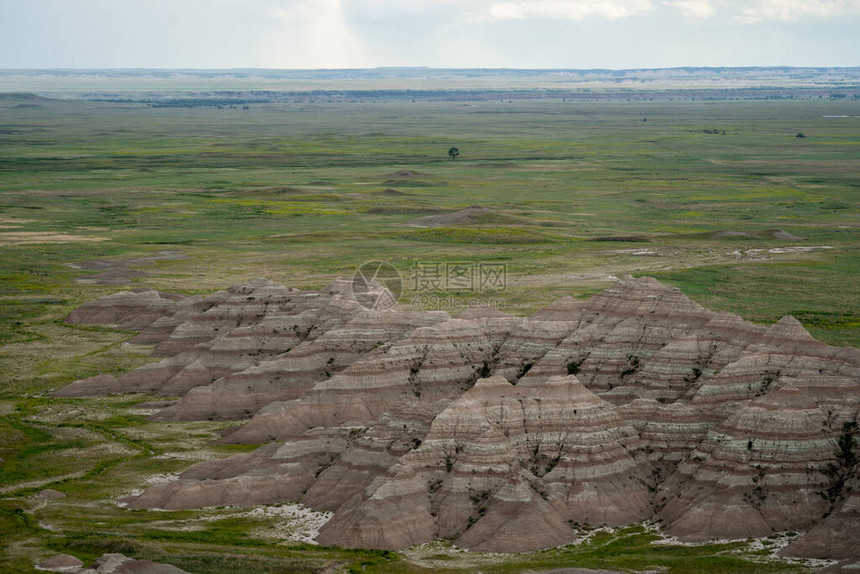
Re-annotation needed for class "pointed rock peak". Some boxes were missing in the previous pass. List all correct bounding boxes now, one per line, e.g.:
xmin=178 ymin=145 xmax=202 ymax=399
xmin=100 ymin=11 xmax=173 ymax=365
xmin=471 ymin=375 xmax=516 ymax=392
xmin=237 ymin=277 xmax=286 ymax=292
xmin=321 ymin=275 xmax=396 ymax=309
xmin=529 ymin=296 xmax=584 ymax=321
xmin=769 ymin=228 xmax=804 ymax=241
xmin=623 ymin=397 xmax=660 ymax=410
xmin=573 ymin=275 xmax=708 ymax=320
xmin=109 ymin=289 xmax=161 ymax=300
xmin=248 ymin=276 xmax=279 ymax=286
xmin=320 ymin=276 xmax=355 ymax=296
xmin=228 ymin=278 xmax=292 ymax=298
xmin=770 ymin=315 xmax=814 ymax=341
xmin=157 ymin=290 xmax=188 ymax=301
xmin=751 ymin=378 xmax=819 ymax=411
xmin=776 ymin=315 xmax=802 ymax=326
xmin=526 ymin=373 xmax=584 ymax=388
xmin=521 ymin=374 xmax=608 ymax=405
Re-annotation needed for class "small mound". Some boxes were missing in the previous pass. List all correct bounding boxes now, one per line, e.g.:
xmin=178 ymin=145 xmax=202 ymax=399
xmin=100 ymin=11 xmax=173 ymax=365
xmin=362 ymin=206 xmax=445 ymax=215
xmin=404 ymin=205 xmax=493 ymax=227
xmin=591 ymin=235 xmax=652 ymax=242
xmin=381 ymin=170 xmax=442 ymax=187
xmin=379 ymin=188 xmax=407 ymax=196
xmin=400 ymin=226 xmax=551 ymax=244
xmin=769 ymin=229 xmax=804 ymax=241
xmin=385 ymin=169 xmax=424 ymax=179
xmin=710 ymin=231 xmax=756 ymax=239
xmin=88 ymin=553 xmax=189 ymax=573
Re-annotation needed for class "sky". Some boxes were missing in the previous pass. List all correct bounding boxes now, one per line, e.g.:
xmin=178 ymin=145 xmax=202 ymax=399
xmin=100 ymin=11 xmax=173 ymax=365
xmin=0 ymin=0 xmax=858 ymax=69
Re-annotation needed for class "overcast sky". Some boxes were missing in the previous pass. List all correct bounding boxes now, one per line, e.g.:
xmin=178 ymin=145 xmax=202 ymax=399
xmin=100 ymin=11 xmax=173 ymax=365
xmin=1 ymin=0 xmax=858 ymax=69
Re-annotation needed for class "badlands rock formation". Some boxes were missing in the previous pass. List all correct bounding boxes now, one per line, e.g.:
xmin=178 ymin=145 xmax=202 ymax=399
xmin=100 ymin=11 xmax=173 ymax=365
xmin=37 ymin=552 xmax=188 ymax=573
xmin=60 ymin=275 xmax=860 ymax=558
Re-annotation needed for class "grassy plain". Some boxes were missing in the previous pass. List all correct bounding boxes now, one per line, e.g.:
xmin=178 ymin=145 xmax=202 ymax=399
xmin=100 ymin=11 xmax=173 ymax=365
xmin=0 ymin=92 xmax=858 ymax=572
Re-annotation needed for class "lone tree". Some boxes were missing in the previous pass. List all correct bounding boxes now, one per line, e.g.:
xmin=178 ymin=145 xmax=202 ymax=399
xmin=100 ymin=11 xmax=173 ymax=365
xmin=448 ymin=146 xmax=459 ymax=161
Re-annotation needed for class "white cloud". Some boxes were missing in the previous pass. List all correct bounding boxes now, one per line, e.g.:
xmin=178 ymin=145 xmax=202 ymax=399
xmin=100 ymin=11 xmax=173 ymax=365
xmin=490 ymin=0 xmax=652 ymax=20
xmin=667 ymin=0 xmax=715 ymax=18
xmin=265 ymin=0 xmax=367 ymax=68
xmin=740 ymin=0 xmax=860 ymax=22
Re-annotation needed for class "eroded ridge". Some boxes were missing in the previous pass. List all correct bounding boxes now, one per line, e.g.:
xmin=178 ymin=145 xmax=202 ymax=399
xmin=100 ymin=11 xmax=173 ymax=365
xmin=59 ymin=275 xmax=860 ymax=558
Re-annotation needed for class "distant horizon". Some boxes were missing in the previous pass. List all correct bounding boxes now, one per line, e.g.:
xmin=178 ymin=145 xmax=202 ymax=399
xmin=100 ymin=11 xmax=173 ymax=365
xmin=4 ymin=66 xmax=858 ymax=100
xmin=3 ymin=65 xmax=859 ymax=72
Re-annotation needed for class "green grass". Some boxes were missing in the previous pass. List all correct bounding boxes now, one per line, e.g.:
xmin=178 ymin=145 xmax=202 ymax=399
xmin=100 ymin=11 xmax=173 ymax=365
xmin=487 ymin=525 xmax=803 ymax=574
xmin=400 ymin=226 xmax=558 ymax=244
xmin=648 ymin=253 xmax=860 ymax=346
xmin=0 ymin=93 xmax=857 ymax=572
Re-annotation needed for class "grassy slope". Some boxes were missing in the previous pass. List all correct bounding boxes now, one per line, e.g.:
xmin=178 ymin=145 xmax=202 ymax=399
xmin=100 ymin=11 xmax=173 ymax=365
xmin=0 ymin=94 xmax=857 ymax=572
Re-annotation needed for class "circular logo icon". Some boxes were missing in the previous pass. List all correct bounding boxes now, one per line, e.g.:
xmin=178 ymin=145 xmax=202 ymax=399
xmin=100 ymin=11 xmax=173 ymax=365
xmin=351 ymin=260 xmax=403 ymax=311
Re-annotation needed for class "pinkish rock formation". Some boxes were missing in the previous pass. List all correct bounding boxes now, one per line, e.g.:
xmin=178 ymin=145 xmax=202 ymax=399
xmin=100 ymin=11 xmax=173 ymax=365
xmin=85 ymin=553 xmax=188 ymax=573
xmin=315 ymin=375 xmax=649 ymax=551
xmin=58 ymin=275 xmax=860 ymax=557
xmin=36 ymin=553 xmax=188 ymax=574
xmin=657 ymin=382 xmax=837 ymax=540
xmin=65 ymin=289 xmax=187 ymax=331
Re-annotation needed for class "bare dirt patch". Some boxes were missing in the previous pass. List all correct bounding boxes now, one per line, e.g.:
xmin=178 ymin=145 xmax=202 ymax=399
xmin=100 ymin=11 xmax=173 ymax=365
xmin=737 ymin=245 xmax=833 ymax=260
xmin=69 ymin=250 xmax=189 ymax=285
xmin=249 ymin=504 xmax=333 ymax=545
xmin=0 ymin=232 xmax=109 ymax=246
xmin=507 ymin=272 xmax=620 ymax=289
xmin=770 ymin=228 xmax=804 ymax=241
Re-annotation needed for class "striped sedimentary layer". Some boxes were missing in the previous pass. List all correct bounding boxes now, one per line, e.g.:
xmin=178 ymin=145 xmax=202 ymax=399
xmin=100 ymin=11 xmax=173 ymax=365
xmin=59 ymin=275 xmax=860 ymax=556
xmin=315 ymin=375 xmax=650 ymax=552
xmin=657 ymin=382 xmax=838 ymax=540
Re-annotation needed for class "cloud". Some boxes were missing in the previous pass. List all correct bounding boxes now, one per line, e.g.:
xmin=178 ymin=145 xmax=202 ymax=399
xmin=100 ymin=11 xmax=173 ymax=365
xmin=740 ymin=0 xmax=860 ymax=22
xmin=667 ymin=0 xmax=715 ymax=18
xmin=266 ymin=0 xmax=367 ymax=68
xmin=490 ymin=0 xmax=652 ymax=20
